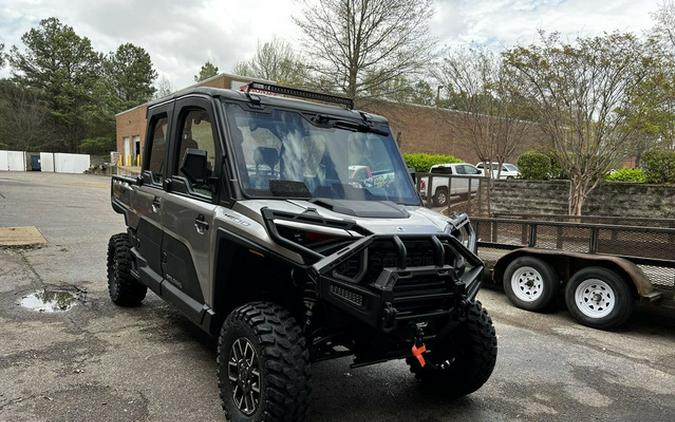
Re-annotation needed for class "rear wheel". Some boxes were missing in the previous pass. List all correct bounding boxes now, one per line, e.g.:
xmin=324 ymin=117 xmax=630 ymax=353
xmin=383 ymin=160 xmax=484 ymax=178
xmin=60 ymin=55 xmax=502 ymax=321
xmin=407 ymin=301 xmax=497 ymax=397
xmin=217 ymin=302 xmax=310 ymax=422
xmin=503 ymin=256 xmax=558 ymax=311
xmin=433 ymin=187 xmax=449 ymax=207
xmin=107 ymin=233 xmax=146 ymax=306
xmin=565 ymin=267 xmax=634 ymax=330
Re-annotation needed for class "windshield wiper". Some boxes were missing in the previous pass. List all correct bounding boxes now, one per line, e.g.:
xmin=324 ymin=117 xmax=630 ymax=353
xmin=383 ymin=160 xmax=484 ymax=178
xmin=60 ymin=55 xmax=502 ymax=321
xmin=308 ymin=114 xmax=388 ymax=136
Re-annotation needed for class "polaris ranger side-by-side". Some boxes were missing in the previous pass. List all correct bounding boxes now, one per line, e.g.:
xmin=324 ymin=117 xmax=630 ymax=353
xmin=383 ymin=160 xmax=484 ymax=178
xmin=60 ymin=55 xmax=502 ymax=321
xmin=108 ymin=83 xmax=497 ymax=421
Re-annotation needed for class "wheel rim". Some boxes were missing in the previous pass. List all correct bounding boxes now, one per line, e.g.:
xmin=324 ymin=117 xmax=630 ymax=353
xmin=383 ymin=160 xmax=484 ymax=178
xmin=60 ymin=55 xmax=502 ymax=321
xmin=574 ymin=278 xmax=615 ymax=319
xmin=437 ymin=191 xmax=447 ymax=204
xmin=510 ymin=266 xmax=544 ymax=302
xmin=227 ymin=337 xmax=261 ymax=416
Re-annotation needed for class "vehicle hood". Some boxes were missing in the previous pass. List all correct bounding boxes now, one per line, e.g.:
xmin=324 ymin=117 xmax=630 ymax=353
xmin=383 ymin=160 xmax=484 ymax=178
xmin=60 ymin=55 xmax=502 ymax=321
xmin=234 ymin=199 xmax=453 ymax=235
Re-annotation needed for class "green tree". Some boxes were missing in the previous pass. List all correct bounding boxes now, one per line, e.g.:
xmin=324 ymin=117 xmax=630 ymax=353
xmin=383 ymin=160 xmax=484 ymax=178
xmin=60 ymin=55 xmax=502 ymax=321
xmin=234 ymin=38 xmax=307 ymax=87
xmin=294 ymin=0 xmax=436 ymax=99
xmin=103 ymin=43 xmax=157 ymax=112
xmin=9 ymin=17 xmax=101 ymax=152
xmin=504 ymin=32 xmax=652 ymax=215
xmin=194 ymin=61 xmax=219 ymax=82
xmin=0 ymin=80 xmax=53 ymax=151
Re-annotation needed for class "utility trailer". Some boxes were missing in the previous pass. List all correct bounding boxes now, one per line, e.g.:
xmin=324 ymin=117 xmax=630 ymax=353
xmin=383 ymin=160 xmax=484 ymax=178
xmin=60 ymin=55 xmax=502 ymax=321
xmin=471 ymin=215 xmax=675 ymax=329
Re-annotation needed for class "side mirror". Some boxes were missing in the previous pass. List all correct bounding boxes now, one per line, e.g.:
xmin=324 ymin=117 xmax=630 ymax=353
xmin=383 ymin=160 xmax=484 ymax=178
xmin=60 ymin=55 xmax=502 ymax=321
xmin=181 ymin=149 xmax=209 ymax=183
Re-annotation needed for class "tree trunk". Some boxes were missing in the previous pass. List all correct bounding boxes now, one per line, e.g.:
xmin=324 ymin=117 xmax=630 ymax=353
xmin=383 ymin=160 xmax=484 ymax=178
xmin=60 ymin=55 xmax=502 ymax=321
xmin=568 ymin=178 xmax=586 ymax=216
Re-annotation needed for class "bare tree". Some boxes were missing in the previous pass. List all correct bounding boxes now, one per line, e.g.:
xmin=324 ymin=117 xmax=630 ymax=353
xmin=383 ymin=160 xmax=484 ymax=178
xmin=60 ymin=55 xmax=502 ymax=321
xmin=434 ymin=47 xmax=532 ymax=179
xmin=653 ymin=1 xmax=675 ymax=51
xmin=504 ymin=32 xmax=650 ymax=215
xmin=154 ymin=75 xmax=173 ymax=98
xmin=293 ymin=0 xmax=436 ymax=99
xmin=233 ymin=38 xmax=307 ymax=86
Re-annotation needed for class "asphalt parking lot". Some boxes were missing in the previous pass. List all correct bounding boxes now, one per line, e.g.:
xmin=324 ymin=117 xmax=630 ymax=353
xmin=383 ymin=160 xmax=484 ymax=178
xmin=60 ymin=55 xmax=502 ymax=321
xmin=1 ymin=171 xmax=674 ymax=421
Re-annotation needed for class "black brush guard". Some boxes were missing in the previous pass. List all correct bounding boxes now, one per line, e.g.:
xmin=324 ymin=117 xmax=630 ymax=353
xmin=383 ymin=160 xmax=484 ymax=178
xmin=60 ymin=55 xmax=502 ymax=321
xmin=262 ymin=208 xmax=485 ymax=332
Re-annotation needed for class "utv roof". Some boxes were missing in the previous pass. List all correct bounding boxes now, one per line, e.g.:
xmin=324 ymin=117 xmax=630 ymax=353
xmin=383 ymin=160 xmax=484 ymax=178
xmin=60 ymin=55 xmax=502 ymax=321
xmin=147 ymin=85 xmax=389 ymax=124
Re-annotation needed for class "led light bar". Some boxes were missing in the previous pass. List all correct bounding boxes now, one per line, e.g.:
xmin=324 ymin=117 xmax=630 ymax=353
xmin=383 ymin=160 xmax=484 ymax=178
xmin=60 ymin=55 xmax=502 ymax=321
xmin=242 ymin=82 xmax=354 ymax=109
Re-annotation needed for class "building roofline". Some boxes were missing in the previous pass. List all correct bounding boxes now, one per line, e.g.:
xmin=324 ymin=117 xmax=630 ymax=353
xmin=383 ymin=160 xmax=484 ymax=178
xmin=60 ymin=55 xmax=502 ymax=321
xmin=115 ymin=72 xmax=275 ymax=117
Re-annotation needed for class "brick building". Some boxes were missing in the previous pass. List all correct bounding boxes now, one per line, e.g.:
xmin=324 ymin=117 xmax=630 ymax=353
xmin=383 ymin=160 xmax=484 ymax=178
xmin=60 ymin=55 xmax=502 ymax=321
xmin=115 ymin=73 xmax=542 ymax=167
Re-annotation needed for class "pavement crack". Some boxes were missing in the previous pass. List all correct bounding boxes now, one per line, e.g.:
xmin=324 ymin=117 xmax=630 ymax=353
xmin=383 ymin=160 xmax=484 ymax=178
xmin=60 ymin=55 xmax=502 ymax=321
xmin=18 ymin=250 xmax=45 ymax=290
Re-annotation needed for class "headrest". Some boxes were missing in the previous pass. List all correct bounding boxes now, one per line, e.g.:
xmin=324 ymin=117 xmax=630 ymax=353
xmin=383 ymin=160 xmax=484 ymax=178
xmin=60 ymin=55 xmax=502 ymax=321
xmin=254 ymin=147 xmax=279 ymax=169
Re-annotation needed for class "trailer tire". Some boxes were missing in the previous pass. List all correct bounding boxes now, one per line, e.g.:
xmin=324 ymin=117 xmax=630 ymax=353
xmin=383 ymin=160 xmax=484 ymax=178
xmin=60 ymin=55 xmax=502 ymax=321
xmin=565 ymin=267 xmax=634 ymax=330
xmin=433 ymin=187 xmax=449 ymax=207
xmin=503 ymin=256 xmax=557 ymax=311
xmin=107 ymin=233 xmax=146 ymax=306
xmin=407 ymin=300 xmax=497 ymax=397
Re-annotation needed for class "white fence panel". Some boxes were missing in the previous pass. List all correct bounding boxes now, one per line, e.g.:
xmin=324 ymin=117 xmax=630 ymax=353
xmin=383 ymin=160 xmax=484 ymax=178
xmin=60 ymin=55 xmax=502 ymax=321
xmin=40 ymin=152 xmax=55 ymax=172
xmin=0 ymin=151 xmax=7 ymax=171
xmin=6 ymin=151 xmax=26 ymax=171
xmin=54 ymin=153 xmax=90 ymax=174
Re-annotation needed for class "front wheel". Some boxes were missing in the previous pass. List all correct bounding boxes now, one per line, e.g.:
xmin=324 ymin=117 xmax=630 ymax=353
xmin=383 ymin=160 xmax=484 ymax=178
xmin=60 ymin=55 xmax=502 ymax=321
xmin=433 ymin=187 xmax=449 ymax=207
xmin=217 ymin=302 xmax=311 ymax=422
xmin=565 ymin=267 xmax=634 ymax=330
xmin=407 ymin=300 xmax=497 ymax=397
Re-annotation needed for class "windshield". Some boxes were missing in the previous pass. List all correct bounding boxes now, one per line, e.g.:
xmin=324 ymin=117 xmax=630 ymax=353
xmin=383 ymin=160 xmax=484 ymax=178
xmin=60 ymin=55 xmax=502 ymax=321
xmin=504 ymin=164 xmax=519 ymax=171
xmin=224 ymin=103 xmax=419 ymax=205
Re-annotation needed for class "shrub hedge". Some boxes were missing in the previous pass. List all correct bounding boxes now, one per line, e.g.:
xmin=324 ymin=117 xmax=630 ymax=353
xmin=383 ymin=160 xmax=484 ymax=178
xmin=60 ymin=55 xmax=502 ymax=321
xmin=403 ymin=153 xmax=462 ymax=172
xmin=604 ymin=168 xmax=646 ymax=183
xmin=517 ymin=150 xmax=553 ymax=180
xmin=642 ymin=149 xmax=675 ymax=184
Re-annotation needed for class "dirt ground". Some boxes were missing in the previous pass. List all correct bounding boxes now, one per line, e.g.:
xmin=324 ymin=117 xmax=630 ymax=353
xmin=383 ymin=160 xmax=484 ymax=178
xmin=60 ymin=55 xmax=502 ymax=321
xmin=0 ymin=171 xmax=674 ymax=421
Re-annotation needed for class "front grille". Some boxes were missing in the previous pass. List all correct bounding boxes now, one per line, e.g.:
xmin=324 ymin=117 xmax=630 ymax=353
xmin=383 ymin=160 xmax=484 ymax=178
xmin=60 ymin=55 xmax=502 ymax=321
xmin=332 ymin=237 xmax=460 ymax=320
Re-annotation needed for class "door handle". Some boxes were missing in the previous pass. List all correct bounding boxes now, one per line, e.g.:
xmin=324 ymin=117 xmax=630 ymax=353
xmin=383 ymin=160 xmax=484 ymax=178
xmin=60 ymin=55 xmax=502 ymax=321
xmin=194 ymin=214 xmax=209 ymax=234
xmin=151 ymin=197 xmax=161 ymax=213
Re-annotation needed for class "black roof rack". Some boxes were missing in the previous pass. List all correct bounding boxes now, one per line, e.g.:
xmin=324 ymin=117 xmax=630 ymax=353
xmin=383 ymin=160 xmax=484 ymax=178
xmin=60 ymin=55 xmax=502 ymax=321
xmin=243 ymin=82 xmax=354 ymax=110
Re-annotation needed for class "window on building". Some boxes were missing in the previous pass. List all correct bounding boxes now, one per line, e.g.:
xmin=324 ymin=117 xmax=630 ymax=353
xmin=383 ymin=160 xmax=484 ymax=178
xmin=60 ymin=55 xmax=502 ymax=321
xmin=175 ymin=109 xmax=216 ymax=197
xmin=147 ymin=116 xmax=168 ymax=184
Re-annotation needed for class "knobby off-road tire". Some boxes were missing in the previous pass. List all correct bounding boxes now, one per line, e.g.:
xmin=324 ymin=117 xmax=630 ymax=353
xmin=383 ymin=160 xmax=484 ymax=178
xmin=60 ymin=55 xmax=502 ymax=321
xmin=217 ymin=302 xmax=311 ymax=422
xmin=503 ymin=256 xmax=558 ymax=312
xmin=407 ymin=300 xmax=497 ymax=397
xmin=107 ymin=233 xmax=147 ymax=306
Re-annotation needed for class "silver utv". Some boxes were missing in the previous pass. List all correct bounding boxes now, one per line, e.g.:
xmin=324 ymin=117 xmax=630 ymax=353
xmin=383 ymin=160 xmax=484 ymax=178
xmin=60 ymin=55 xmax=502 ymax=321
xmin=109 ymin=83 xmax=497 ymax=422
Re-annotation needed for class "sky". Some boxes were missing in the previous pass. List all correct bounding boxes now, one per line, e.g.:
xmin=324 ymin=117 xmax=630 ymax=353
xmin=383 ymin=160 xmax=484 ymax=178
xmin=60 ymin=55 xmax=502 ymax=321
xmin=0 ymin=0 xmax=663 ymax=89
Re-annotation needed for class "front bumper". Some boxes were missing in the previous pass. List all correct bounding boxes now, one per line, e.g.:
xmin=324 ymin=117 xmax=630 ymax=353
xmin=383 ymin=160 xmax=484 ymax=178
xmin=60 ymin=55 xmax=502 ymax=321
xmin=309 ymin=232 xmax=483 ymax=332
xmin=262 ymin=208 xmax=484 ymax=332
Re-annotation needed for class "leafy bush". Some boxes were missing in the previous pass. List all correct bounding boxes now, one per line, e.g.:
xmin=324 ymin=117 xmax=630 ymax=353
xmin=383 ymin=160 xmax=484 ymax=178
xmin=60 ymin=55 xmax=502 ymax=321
xmin=403 ymin=153 xmax=462 ymax=172
xmin=642 ymin=149 xmax=675 ymax=184
xmin=604 ymin=168 xmax=646 ymax=183
xmin=80 ymin=137 xmax=115 ymax=155
xmin=517 ymin=150 xmax=553 ymax=180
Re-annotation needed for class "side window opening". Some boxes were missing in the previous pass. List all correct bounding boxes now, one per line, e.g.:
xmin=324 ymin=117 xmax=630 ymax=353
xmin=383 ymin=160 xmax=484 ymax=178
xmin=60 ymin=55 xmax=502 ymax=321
xmin=147 ymin=115 xmax=169 ymax=184
xmin=174 ymin=109 xmax=217 ymax=198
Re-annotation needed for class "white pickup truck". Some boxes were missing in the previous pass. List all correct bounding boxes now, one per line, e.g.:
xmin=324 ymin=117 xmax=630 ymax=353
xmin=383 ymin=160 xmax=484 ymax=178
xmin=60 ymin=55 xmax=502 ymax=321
xmin=417 ymin=163 xmax=483 ymax=206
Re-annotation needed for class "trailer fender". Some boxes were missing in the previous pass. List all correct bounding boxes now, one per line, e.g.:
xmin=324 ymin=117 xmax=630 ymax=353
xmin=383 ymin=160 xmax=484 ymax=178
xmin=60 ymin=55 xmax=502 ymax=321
xmin=492 ymin=248 xmax=661 ymax=301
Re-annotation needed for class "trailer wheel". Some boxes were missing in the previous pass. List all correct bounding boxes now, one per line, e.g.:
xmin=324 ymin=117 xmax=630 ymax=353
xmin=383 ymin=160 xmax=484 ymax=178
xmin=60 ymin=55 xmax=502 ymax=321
xmin=565 ymin=267 xmax=634 ymax=330
xmin=433 ymin=187 xmax=448 ymax=207
xmin=503 ymin=256 xmax=557 ymax=311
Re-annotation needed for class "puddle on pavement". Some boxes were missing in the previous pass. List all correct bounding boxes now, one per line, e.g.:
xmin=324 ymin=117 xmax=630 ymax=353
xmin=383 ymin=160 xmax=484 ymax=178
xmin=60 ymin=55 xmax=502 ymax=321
xmin=19 ymin=289 xmax=79 ymax=313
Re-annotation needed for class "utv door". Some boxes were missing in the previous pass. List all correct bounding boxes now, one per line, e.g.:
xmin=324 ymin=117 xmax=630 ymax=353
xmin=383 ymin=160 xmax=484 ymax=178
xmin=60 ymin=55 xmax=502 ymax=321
xmin=160 ymin=97 xmax=222 ymax=318
xmin=135 ymin=105 xmax=173 ymax=284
